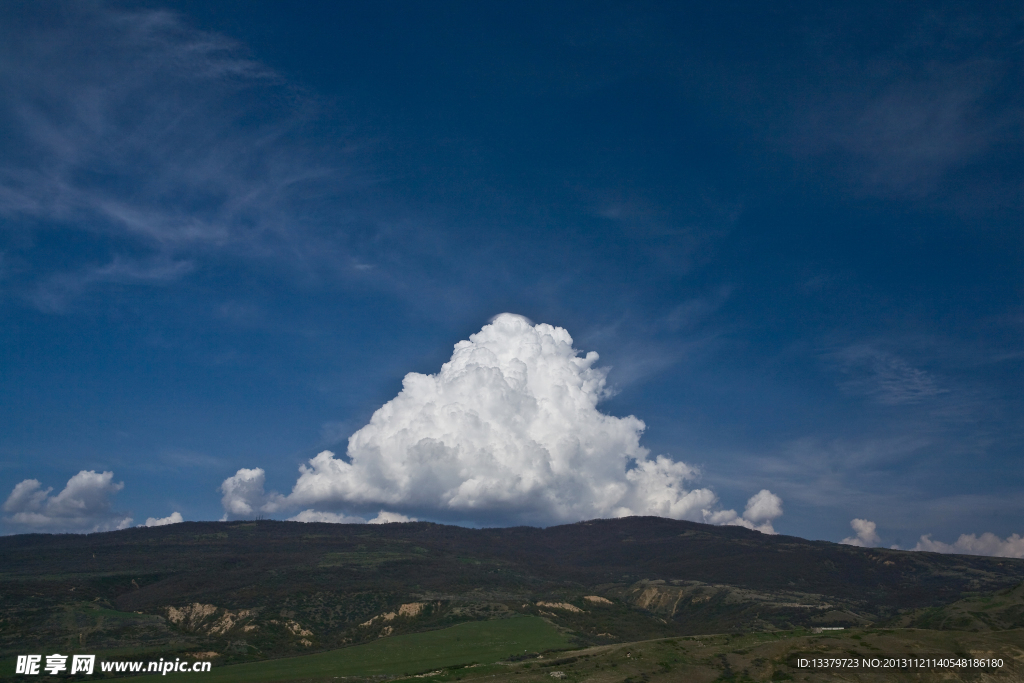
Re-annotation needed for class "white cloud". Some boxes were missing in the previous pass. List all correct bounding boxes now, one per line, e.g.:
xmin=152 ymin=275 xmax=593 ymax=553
xmin=284 ymin=313 xmax=717 ymax=525
xmin=702 ymin=489 xmax=784 ymax=534
xmin=2 ymin=470 xmax=132 ymax=533
xmin=840 ymin=518 xmax=881 ymax=547
xmin=143 ymin=511 xmax=183 ymax=527
xmin=288 ymin=509 xmax=366 ymax=524
xmin=285 ymin=508 xmax=415 ymax=525
xmin=368 ymin=511 xmax=417 ymax=524
xmin=219 ymin=467 xmax=285 ymax=519
xmin=913 ymin=532 xmax=1024 ymax=559
xmin=224 ymin=314 xmax=745 ymax=527
xmin=744 ymin=489 xmax=784 ymax=524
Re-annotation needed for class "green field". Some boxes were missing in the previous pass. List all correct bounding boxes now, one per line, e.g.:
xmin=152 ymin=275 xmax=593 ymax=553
xmin=145 ymin=627 xmax=1024 ymax=683
xmin=129 ymin=616 xmax=570 ymax=682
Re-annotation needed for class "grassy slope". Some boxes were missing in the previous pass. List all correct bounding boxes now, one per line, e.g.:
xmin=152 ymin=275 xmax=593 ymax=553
xmin=118 ymin=626 xmax=1024 ymax=683
xmin=128 ymin=616 xmax=570 ymax=683
xmin=899 ymin=581 xmax=1024 ymax=631
xmin=405 ymin=628 xmax=1024 ymax=683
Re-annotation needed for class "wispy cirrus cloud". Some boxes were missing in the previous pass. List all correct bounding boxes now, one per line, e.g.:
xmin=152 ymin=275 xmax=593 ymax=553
xmin=790 ymin=7 xmax=1023 ymax=208
xmin=27 ymin=256 xmax=194 ymax=313
xmin=826 ymin=345 xmax=946 ymax=405
xmin=0 ymin=2 xmax=366 ymax=311
xmin=797 ymin=64 xmax=1013 ymax=198
xmin=576 ymin=288 xmax=733 ymax=389
xmin=708 ymin=434 xmax=933 ymax=517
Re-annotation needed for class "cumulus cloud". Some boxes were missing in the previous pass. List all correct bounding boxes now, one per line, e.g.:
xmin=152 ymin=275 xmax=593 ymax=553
xmin=2 ymin=471 xmax=133 ymax=533
xmin=368 ymin=511 xmax=417 ymax=524
xmin=286 ymin=509 xmax=416 ymax=524
xmin=143 ymin=511 xmax=183 ymax=527
xmin=282 ymin=314 xmax=716 ymax=524
xmin=840 ymin=518 xmax=881 ymax=547
xmin=219 ymin=468 xmax=285 ymax=519
xmin=703 ymin=490 xmax=784 ymax=534
xmin=913 ymin=532 xmax=1024 ymax=559
xmin=288 ymin=509 xmax=366 ymax=524
xmin=223 ymin=314 xmax=781 ymax=530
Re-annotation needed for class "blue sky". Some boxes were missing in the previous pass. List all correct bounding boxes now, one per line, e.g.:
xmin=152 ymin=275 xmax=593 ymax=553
xmin=1 ymin=1 xmax=1021 ymax=552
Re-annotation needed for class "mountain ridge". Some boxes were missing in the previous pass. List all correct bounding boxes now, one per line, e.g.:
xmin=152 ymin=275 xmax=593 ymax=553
xmin=2 ymin=516 xmax=1022 ymax=664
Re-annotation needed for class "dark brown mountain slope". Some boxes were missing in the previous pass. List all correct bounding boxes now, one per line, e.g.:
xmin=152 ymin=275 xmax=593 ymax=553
xmin=2 ymin=517 xmax=1022 ymax=661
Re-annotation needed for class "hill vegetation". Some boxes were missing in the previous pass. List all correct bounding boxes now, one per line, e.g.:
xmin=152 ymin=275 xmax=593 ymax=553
xmin=2 ymin=516 xmax=1023 ymax=679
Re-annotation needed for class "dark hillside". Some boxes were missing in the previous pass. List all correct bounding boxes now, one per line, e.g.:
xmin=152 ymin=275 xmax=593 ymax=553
xmin=472 ymin=518 xmax=1019 ymax=607
xmin=2 ymin=517 xmax=1022 ymax=662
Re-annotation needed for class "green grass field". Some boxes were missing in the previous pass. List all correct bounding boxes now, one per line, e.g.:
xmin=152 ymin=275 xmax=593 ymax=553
xmin=128 ymin=616 xmax=571 ymax=682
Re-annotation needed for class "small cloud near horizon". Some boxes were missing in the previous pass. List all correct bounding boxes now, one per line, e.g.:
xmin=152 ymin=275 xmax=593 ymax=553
xmin=704 ymin=490 xmax=784 ymax=535
xmin=838 ymin=516 xmax=1024 ymax=559
xmin=2 ymin=470 xmax=132 ymax=533
xmin=143 ymin=511 xmax=183 ymax=527
xmin=913 ymin=532 xmax=1024 ymax=559
xmin=840 ymin=518 xmax=882 ymax=547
